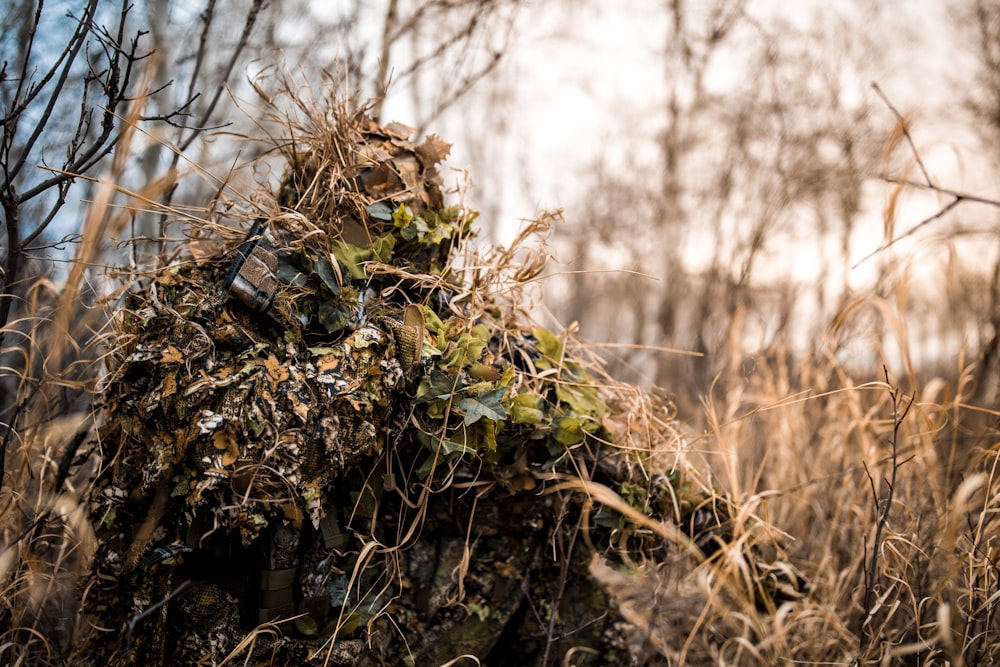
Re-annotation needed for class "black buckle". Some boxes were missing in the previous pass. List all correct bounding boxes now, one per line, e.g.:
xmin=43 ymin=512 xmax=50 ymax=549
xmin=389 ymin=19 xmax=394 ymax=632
xmin=224 ymin=219 xmax=279 ymax=314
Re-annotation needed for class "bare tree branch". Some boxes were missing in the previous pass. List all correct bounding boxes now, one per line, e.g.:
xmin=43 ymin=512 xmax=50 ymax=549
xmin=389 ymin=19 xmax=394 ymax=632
xmin=872 ymin=81 xmax=934 ymax=188
xmin=0 ymin=0 xmax=270 ymax=491
xmin=177 ymin=0 xmax=263 ymax=151
xmin=853 ymin=178 xmax=1000 ymax=269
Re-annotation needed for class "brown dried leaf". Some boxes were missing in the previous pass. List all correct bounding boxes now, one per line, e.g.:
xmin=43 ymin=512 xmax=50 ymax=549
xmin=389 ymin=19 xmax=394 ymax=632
xmin=424 ymin=164 xmax=444 ymax=187
xmin=359 ymin=114 xmax=381 ymax=133
xmin=384 ymin=121 xmax=416 ymax=140
xmin=162 ymin=373 xmax=177 ymax=398
xmin=213 ymin=430 xmax=240 ymax=466
xmin=264 ymin=355 xmax=289 ymax=384
xmin=416 ymin=134 xmax=452 ymax=166
xmin=157 ymin=270 xmax=178 ymax=286
xmin=189 ymin=237 xmax=222 ymax=264
xmin=160 ymin=345 xmax=183 ymax=364
xmin=288 ymin=390 xmax=310 ymax=421
xmin=356 ymin=142 xmax=394 ymax=165
xmin=362 ymin=163 xmax=403 ymax=198
xmin=509 ymin=475 xmax=537 ymax=492
xmin=394 ymin=154 xmax=422 ymax=194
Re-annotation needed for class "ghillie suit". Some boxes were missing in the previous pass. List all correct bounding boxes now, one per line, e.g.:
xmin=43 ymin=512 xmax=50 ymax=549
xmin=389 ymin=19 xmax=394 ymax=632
xmin=77 ymin=101 xmax=806 ymax=666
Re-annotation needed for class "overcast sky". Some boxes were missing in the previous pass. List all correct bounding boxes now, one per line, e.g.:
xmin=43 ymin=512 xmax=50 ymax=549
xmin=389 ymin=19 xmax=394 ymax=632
xmin=365 ymin=1 xmax=981 ymax=261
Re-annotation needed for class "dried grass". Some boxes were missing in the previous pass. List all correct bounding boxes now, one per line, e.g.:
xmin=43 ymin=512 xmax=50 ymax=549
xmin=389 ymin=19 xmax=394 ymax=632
xmin=0 ymin=73 xmax=998 ymax=666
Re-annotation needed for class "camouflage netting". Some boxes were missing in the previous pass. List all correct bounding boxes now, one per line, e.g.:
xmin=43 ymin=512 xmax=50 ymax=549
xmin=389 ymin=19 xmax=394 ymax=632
xmin=77 ymin=98 xmax=806 ymax=666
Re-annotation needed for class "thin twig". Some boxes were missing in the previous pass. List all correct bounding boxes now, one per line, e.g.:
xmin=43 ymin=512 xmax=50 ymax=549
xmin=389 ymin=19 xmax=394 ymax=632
xmin=884 ymin=177 xmax=1000 ymax=207
xmin=855 ymin=84 xmax=1000 ymax=268
xmin=852 ymin=197 xmax=962 ymax=269
xmin=872 ymin=81 xmax=934 ymax=188
xmin=178 ymin=0 xmax=263 ymax=152
xmin=859 ymin=367 xmax=911 ymax=656
xmin=853 ymin=177 xmax=1000 ymax=268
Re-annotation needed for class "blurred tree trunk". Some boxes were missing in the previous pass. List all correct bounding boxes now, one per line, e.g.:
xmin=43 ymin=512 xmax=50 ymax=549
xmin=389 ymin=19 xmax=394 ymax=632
xmin=967 ymin=0 xmax=1000 ymax=406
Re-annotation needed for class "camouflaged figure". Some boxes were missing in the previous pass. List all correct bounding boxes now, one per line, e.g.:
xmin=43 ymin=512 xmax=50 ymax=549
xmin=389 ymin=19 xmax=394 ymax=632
xmin=78 ymin=113 xmax=807 ymax=666
xmin=77 ymin=222 xmax=655 ymax=666
xmin=79 ymin=242 xmax=805 ymax=665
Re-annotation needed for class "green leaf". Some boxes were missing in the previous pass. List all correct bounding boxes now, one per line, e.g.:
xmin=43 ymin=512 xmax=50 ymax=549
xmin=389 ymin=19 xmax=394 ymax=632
xmin=438 ymin=435 xmax=475 ymax=456
xmin=619 ymin=481 xmax=648 ymax=512
xmin=462 ymin=323 xmax=492 ymax=364
xmin=331 ymin=240 xmax=371 ymax=281
xmin=372 ymin=233 xmax=396 ymax=263
xmin=416 ymin=429 xmax=475 ymax=460
xmin=423 ymin=307 xmax=446 ymax=336
xmin=477 ymin=419 xmax=499 ymax=452
xmin=171 ymin=477 xmax=190 ymax=497
xmin=511 ymin=405 xmax=544 ymax=424
xmin=367 ymin=201 xmax=394 ymax=221
xmin=552 ymin=416 xmax=584 ymax=446
xmin=441 ymin=328 xmax=484 ymax=368
xmin=314 ymin=255 xmax=341 ymax=294
xmin=533 ymin=328 xmax=563 ymax=370
xmin=419 ymin=209 xmax=460 ymax=247
xmin=391 ymin=203 xmax=414 ymax=228
xmin=592 ymin=505 xmax=626 ymax=530
xmin=100 ymin=506 xmax=117 ymax=531
xmin=478 ymin=385 xmax=508 ymax=414
xmin=510 ymin=392 xmax=545 ymax=424
xmin=330 ymin=235 xmax=394 ymax=281
xmin=416 ymin=455 xmax=437 ymax=479
xmin=318 ymin=301 xmax=351 ymax=333
xmin=399 ymin=221 xmax=418 ymax=241
xmin=466 ymin=601 xmax=491 ymax=622
xmin=295 ymin=614 xmax=319 ymax=636
xmin=467 ymin=362 xmax=498 ymax=381
xmin=456 ymin=396 xmax=505 ymax=425
xmin=415 ymin=369 xmax=461 ymax=404
xmin=555 ymin=382 xmax=603 ymax=416
xmin=276 ymin=254 xmax=309 ymax=286
xmin=421 ymin=218 xmax=453 ymax=246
